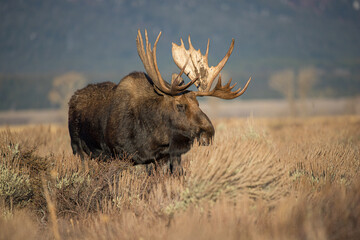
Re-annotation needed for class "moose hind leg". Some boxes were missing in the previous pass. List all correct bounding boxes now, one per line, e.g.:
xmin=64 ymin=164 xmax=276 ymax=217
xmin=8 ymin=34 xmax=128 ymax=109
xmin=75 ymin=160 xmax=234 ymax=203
xmin=70 ymin=139 xmax=86 ymax=161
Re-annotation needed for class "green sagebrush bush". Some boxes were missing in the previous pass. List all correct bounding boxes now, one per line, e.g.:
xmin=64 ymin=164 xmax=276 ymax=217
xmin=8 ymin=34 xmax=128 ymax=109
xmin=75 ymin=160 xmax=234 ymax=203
xmin=0 ymin=164 xmax=32 ymax=207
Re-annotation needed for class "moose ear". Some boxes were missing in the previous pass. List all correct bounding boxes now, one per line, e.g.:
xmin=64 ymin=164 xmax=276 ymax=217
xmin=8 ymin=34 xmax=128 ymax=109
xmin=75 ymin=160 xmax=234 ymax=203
xmin=176 ymin=104 xmax=187 ymax=112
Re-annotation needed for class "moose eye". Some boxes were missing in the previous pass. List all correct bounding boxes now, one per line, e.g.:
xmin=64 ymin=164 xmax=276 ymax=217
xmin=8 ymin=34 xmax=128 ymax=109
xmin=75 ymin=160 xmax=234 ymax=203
xmin=176 ymin=104 xmax=187 ymax=112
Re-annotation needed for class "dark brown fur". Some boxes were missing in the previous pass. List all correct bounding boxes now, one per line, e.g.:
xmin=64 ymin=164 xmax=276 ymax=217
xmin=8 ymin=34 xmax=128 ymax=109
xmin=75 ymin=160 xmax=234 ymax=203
xmin=68 ymin=72 xmax=214 ymax=173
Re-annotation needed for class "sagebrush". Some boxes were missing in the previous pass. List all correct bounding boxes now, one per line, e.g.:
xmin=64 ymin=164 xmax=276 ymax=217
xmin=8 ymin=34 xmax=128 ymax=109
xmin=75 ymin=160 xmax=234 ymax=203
xmin=0 ymin=116 xmax=359 ymax=240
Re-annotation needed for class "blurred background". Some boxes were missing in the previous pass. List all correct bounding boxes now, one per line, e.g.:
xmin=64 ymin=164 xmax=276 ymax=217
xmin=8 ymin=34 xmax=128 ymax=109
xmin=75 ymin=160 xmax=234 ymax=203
xmin=0 ymin=0 xmax=359 ymax=124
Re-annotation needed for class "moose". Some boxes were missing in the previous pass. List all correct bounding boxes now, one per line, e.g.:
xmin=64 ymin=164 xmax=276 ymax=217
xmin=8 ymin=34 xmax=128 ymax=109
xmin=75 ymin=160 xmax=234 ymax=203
xmin=68 ymin=29 xmax=251 ymax=173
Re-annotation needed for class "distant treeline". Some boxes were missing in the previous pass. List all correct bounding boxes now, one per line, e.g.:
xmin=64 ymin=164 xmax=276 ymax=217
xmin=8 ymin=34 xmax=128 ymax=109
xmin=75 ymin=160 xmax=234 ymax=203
xmin=0 ymin=68 xmax=359 ymax=110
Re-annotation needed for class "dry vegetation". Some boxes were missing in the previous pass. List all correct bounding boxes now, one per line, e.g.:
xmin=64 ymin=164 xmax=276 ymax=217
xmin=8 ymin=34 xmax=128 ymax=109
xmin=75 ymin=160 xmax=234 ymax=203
xmin=1 ymin=115 xmax=359 ymax=240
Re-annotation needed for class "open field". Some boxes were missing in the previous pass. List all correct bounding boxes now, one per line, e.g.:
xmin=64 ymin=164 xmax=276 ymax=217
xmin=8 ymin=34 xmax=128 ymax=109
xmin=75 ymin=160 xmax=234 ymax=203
xmin=1 ymin=115 xmax=360 ymax=239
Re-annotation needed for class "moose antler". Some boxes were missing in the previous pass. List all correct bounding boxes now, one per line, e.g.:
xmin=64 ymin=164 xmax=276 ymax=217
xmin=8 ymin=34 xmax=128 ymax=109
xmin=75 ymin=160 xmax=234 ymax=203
xmin=172 ymin=35 xmax=251 ymax=99
xmin=195 ymin=74 xmax=252 ymax=99
xmin=136 ymin=29 xmax=197 ymax=95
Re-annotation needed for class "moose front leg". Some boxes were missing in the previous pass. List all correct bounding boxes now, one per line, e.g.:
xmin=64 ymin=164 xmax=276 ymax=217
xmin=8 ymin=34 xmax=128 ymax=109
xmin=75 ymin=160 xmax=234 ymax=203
xmin=169 ymin=154 xmax=183 ymax=175
xmin=169 ymin=132 xmax=192 ymax=175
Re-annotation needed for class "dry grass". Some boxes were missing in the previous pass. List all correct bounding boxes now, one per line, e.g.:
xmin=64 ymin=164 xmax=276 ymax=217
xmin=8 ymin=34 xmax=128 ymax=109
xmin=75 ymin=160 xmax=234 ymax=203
xmin=0 ymin=115 xmax=359 ymax=240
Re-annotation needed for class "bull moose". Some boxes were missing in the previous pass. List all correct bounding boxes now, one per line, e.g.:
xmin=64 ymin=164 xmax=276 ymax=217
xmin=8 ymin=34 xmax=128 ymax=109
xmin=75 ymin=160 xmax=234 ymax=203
xmin=68 ymin=29 xmax=251 ymax=173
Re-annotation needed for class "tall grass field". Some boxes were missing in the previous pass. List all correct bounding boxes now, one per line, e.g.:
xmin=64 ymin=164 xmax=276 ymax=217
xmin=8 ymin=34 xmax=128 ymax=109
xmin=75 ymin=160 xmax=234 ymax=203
xmin=1 ymin=116 xmax=359 ymax=239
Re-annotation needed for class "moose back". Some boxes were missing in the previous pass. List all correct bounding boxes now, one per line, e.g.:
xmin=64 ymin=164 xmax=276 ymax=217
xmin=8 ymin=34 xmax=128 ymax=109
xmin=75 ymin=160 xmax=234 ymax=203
xmin=68 ymin=29 xmax=251 ymax=173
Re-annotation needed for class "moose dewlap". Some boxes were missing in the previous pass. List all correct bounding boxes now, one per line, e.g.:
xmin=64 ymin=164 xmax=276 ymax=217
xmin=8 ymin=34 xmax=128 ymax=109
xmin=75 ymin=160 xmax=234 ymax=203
xmin=68 ymin=29 xmax=252 ymax=174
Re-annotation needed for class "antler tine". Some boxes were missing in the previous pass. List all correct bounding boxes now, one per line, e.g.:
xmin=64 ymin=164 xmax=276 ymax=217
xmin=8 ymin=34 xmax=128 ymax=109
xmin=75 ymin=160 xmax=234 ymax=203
xmin=150 ymin=30 xmax=173 ymax=92
xmin=187 ymin=35 xmax=210 ymax=70
xmin=171 ymin=58 xmax=197 ymax=92
xmin=203 ymin=38 xmax=235 ymax=92
xmin=195 ymin=75 xmax=252 ymax=100
xmin=137 ymin=29 xmax=171 ymax=94
xmin=188 ymin=36 xmax=210 ymax=74
xmin=234 ymin=76 xmax=252 ymax=96
xmin=205 ymin=38 xmax=210 ymax=64
xmin=188 ymin=35 xmax=195 ymax=52
xmin=137 ymin=29 xmax=196 ymax=95
xmin=137 ymin=30 xmax=152 ymax=80
xmin=171 ymin=57 xmax=198 ymax=92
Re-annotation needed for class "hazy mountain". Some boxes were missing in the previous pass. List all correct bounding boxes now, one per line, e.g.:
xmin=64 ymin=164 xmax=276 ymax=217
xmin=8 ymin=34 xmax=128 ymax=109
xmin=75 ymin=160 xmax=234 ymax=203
xmin=0 ymin=0 xmax=359 ymax=109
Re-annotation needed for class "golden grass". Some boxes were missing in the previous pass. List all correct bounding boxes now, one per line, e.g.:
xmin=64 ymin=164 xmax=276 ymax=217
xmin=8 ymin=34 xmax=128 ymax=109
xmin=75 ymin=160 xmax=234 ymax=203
xmin=0 ymin=115 xmax=359 ymax=240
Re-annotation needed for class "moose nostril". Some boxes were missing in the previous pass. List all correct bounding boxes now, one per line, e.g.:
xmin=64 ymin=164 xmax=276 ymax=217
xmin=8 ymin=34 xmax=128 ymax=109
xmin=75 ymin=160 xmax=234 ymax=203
xmin=199 ymin=132 xmax=212 ymax=146
xmin=201 ymin=137 xmax=209 ymax=146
